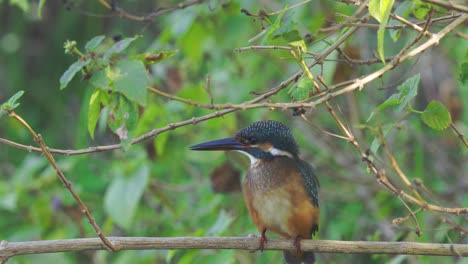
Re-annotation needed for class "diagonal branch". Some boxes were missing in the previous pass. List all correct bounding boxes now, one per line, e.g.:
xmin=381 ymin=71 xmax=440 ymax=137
xmin=421 ymin=0 xmax=468 ymax=13
xmin=5 ymin=111 xmax=116 ymax=252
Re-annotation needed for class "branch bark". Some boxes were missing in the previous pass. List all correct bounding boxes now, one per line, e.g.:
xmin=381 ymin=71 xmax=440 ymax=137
xmin=1 ymin=237 xmax=467 ymax=259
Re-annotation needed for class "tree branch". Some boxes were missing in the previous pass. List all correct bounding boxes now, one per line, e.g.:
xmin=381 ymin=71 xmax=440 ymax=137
xmin=421 ymin=0 xmax=468 ymax=13
xmin=1 ymin=237 xmax=467 ymax=259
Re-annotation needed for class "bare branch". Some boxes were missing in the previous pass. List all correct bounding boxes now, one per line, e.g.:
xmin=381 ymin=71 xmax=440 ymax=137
xmin=421 ymin=0 xmax=468 ymax=13
xmin=0 ymin=237 xmax=467 ymax=259
xmin=65 ymin=0 xmax=206 ymax=22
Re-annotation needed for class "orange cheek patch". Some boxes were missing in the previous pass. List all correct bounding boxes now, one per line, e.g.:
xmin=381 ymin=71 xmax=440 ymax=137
xmin=257 ymin=142 xmax=273 ymax=151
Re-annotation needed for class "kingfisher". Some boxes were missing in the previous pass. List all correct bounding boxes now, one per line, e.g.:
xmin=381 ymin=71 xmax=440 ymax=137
xmin=190 ymin=120 xmax=319 ymax=264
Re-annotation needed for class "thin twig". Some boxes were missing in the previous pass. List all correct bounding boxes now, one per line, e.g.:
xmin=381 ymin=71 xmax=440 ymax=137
xmin=63 ymin=0 xmax=205 ymax=22
xmin=318 ymin=13 xmax=462 ymax=33
xmin=421 ymin=0 xmax=468 ymax=13
xmin=450 ymin=123 xmax=468 ymax=148
xmin=390 ymin=13 xmax=433 ymax=38
xmin=380 ymin=131 xmax=425 ymax=201
xmin=267 ymin=0 xmax=312 ymax=16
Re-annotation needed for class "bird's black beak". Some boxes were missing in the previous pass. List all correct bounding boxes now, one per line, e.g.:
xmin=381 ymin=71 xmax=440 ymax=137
xmin=190 ymin=137 xmax=248 ymax=151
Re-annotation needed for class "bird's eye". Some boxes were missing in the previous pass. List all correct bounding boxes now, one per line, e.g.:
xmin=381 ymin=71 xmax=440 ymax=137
xmin=239 ymin=137 xmax=256 ymax=145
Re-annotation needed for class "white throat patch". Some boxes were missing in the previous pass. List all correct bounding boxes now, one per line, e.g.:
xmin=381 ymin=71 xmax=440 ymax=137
xmin=236 ymin=150 xmax=260 ymax=167
xmin=268 ymin=147 xmax=293 ymax=158
xmin=236 ymin=147 xmax=293 ymax=167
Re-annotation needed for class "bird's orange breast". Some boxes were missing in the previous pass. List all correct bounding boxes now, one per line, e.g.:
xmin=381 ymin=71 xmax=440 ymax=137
xmin=243 ymin=158 xmax=319 ymax=239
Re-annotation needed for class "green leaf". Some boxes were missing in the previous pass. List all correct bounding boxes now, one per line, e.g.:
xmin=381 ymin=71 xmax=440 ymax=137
xmin=369 ymin=0 xmax=382 ymax=22
xmin=289 ymin=40 xmax=307 ymax=53
xmin=104 ymin=163 xmax=149 ymax=229
xmin=367 ymin=93 xmax=400 ymax=121
xmin=113 ymin=60 xmax=148 ymax=106
xmin=88 ymin=89 xmax=102 ymax=139
xmin=388 ymin=2 xmax=412 ymax=42
xmin=1 ymin=90 xmax=25 ymax=115
xmin=368 ymin=74 xmax=420 ymax=121
xmin=269 ymin=10 xmax=303 ymax=43
xmin=369 ymin=0 xmax=395 ymax=63
xmin=89 ymin=68 xmax=109 ymax=89
xmin=289 ymin=78 xmax=313 ymax=100
xmin=10 ymin=0 xmax=29 ymax=12
xmin=85 ymin=35 xmax=106 ymax=52
xmin=421 ymin=100 xmax=451 ymax=130
xmin=412 ymin=0 xmax=431 ymax=20
xmin=396 ymin=73 xmax=420 ymax=112
xmin=7 ymin=90 xmax=25 ymax=105
xmin=38 ymin=0 xmax=46 ymax=18
xmin=103 ymin=36 xmax=139 ymax=60
xmin=262 ymin=7 xmax=285 ymax=45
xmin=60 ymin=59 xmax=91 ymax=90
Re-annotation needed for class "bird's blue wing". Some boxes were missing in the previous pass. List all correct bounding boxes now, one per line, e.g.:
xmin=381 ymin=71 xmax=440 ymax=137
xmin=298 ymin=160 xmax=320 ymax=207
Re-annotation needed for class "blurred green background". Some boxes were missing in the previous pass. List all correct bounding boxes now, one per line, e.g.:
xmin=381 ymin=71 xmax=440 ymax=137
xmin=0 ymin=0 xmax=466 ymax=263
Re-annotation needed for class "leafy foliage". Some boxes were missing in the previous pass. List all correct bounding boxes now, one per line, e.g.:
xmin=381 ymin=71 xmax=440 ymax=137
xmin=0 ymin=1 xmax=466 ymax=264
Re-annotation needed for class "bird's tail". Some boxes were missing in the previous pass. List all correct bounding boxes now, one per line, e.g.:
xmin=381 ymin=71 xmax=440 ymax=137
xmin=283 ymin=250 xmax=315 ymax=264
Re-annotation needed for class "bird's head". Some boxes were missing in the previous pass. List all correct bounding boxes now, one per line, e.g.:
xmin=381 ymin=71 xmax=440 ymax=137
xmin=190 ymin=120 xmax=299 ymax=164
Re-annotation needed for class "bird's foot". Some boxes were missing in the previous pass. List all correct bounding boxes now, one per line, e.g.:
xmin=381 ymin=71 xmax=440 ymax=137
xmin=259 ymin=228 xmax=267 ymax=252
xmin=294 ymin=236 xmax=302 ymax=256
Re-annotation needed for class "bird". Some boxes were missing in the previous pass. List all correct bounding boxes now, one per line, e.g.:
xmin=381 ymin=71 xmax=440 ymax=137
xmin=190 ymin=120 xmax=319 ymax=264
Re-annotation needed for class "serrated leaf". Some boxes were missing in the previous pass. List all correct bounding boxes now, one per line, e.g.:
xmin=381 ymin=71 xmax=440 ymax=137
xmin=103 ymin=36 xmax=139 ymax=60
xmin=396 ymin=74 xmax=420 ymax=112
xmin=113 ymin=60 xmax=148 ymax=106
xmin=289 ymin=78 xmax=312 ymax=100
xmin=88 ymin=89 xmax=102 ymax=139
xmin=60 ymin=59 xmax=91 ymax=90
xmin=104 ymin=163 xmax=149 ymax=229
xmin=85 ymin=35 xmax=105 ymax=52
xmin=421 ymin=100 xmax=451 ymax=130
